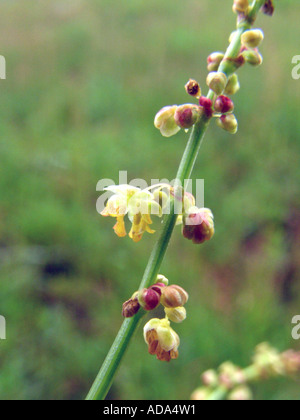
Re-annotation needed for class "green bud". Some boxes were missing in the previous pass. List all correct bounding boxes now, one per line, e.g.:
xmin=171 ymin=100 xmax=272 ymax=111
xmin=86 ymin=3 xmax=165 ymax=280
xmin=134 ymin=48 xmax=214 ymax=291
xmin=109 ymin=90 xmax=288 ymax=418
xmin=164 ymin=306 xmax=187 ymax=323
xmin=242 ymin=49 xmax=263 ymax=66
xmin=216 ymin=114 xmax=238 ymax=134
xmin=241 ymin=29 xmax=264 ymax=49
xmin=232 ymin=0 xmax=249 ymax=13
xmin=207 ymin=52 xmax=224 ymax=72
xmin=224 ymin=74 xmax=240 ymax=95
xmin=206 ymin=72 xmax=228 ymax=95
xmin=156 ymin=274 xmax=169 ymax=286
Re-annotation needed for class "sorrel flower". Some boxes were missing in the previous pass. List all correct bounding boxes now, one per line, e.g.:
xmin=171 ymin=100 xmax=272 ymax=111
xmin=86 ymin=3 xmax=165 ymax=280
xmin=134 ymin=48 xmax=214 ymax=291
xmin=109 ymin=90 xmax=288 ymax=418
xmin=144 ymin=318 xmax=180 ymax=362
xmin=101 ymin=185 xmax=164 ymax=242
xmin=183 ymin=207 xmax=215 ymax=244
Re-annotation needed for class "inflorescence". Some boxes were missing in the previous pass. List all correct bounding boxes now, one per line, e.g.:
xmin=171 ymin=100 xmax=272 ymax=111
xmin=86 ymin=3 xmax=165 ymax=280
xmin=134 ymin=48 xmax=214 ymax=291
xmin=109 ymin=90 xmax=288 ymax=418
xmin=100 ymin=0 xmax=276 ymax=363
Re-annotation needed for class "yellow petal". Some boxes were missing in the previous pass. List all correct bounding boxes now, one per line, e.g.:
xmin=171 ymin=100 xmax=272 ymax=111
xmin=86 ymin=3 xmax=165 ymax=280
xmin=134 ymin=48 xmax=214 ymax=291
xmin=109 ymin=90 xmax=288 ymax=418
xmin=129 ymin=228 xmax=143 ymax=242
xmin=113 ymin=217 xmax=126 ymax=237
xmin=145 ymin=225 xmax=155 ymax=234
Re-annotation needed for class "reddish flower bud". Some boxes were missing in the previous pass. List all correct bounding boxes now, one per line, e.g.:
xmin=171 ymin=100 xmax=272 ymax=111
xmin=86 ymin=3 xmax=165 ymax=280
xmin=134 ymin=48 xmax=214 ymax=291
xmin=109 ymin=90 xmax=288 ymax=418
xmin=174 ymin=104 xmax=199 ymax=129
xmin=185 ymin=79 xmax=201 ymax=98
xmin=183 ymin=208 xmax=215 ymax=244
xmin=161 ymin=285 xmax=189 ymax=308
xmin=199 ymin=96 xmax=213 ymax=118
xmin=214 ymin=95 xmax=234 ymax=113
xmin=138 ymin=287 xmax=161 ymax=311
xmin=261 ymin=0 xmax=274 ymax=16
xmin=122 ymin=295 xmax=141 ymax=318
xmin=151 ymin=282 xmax=166 ymax=293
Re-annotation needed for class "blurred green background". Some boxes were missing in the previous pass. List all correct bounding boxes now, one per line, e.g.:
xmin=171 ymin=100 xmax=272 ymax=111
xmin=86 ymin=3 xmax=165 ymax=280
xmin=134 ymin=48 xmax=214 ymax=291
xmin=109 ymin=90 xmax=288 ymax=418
xmin=0 ymin=0 xmax=299 ymax=400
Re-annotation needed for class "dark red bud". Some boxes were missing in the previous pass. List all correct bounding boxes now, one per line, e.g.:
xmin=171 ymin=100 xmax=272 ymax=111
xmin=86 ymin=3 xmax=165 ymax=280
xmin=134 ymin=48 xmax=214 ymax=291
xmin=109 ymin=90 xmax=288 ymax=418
xmin=174 ymin=108 xmax=194 ymax=129
xmin=150 ymin=282 xmax=166 ymax=295
xmin=214 ymin=95 xmax=234 ymax=113
xmin=183 ymin=210 xmax=214 ymax=245
xmin=154 ymin=282 xmax=166 ymax=288
xmin=261 ymin=0 xmax=274 ymax=16
xmin=185 ymin=79 xmax=201 ymax=97
xmin=140 ymin=288 xmax=161 ymax=311
xmin=199 ymin=97 xmax=213 ymax=118
xmin=235 ymin=54 xmax=246 ymax=68
xmin=122 ymin=297 xmax=141 ymax=318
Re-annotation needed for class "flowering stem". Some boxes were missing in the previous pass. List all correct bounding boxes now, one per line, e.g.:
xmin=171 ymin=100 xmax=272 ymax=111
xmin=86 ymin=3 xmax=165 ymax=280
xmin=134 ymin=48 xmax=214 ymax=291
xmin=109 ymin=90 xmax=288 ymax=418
xmin=86 ymin=0 xmax=266 ymax=401
xmin=86 ymin=115 xmax=210 ymax=401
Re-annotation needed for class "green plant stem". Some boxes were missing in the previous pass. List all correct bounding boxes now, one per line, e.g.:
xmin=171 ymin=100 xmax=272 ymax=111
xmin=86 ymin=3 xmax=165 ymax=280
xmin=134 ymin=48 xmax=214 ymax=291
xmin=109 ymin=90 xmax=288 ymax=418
xmin=207 ymin=386 xmax=228 ymax=401
xmin=86 ymin=0 xmax=265 ymax=401
xmin=86 ymin=115 xmax=210 ymax=401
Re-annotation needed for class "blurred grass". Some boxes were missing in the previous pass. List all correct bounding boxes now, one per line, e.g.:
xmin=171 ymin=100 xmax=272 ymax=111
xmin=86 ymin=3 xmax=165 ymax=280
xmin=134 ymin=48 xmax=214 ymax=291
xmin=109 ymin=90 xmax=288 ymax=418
xmin=0 ymin=0 xmax=299 ymax=400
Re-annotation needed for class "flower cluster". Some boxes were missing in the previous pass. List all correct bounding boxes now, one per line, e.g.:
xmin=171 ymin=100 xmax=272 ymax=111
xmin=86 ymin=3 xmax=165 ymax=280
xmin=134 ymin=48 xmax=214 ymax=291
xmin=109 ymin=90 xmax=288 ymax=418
xmin=154 ymin=72 xmax=239 ymax=137
xmin=191 ymin=343 xmax=300 ymax=401
xmin=233 ymin=0 xmax=275 ymax=17
xmin=101 ymin=184 xmax=215 ymax=245
xmin=101 ymin=184 xmax=168 ymax=242
xmin=154 ymin=0 xmax=270 ymax=140
xmin=154 ymin=103 xmax=202 ymax=138
xmin=123 ymin=274 xmax=189 ymax=362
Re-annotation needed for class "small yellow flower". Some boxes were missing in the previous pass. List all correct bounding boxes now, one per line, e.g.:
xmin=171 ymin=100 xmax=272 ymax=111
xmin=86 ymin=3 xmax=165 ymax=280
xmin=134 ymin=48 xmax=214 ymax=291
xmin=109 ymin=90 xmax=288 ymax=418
xmin=101 ymin=185 xmax=164 ymax=242
xmin=101 ymin=185 xmax=140 ymax=238
xmin=144 ymin=318 xmax=180 ymax=362
xmin=154 ymin=105 xmax=181 ymax=137
xmin=129 ymin=212 xmax=155 ymax=243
